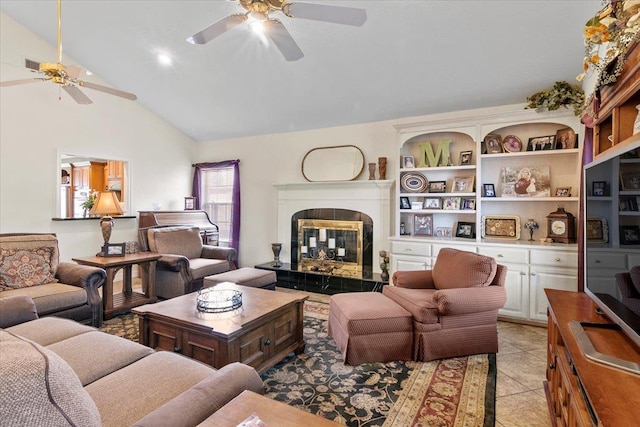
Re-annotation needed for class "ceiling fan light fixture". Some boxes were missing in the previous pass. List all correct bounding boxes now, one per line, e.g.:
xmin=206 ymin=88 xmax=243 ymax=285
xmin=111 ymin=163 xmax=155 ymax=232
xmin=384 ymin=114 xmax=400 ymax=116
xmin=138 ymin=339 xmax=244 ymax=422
xmin=249 ymin=19 xmax=266 ymax=35
xmin=157 ymin=53 xmax=173 ymax=66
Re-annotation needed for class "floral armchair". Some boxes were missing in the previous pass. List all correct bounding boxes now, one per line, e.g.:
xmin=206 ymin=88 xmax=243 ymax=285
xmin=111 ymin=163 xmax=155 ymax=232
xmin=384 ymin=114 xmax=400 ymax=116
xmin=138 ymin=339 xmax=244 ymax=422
xmin=383 ymin=248 xmax=507 ymax=362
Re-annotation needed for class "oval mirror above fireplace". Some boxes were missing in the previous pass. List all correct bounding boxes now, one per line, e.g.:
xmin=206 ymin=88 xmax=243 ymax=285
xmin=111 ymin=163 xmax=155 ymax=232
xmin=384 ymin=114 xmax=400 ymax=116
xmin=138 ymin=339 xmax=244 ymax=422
xmin=302 ymin=145 xmax=364 ymax=182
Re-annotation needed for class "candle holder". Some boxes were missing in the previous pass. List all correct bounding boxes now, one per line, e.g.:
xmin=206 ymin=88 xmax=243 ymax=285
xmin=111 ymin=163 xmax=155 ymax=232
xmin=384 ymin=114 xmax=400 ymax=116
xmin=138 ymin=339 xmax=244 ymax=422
xmin=271 ymin=243 xmax=282 ymax=267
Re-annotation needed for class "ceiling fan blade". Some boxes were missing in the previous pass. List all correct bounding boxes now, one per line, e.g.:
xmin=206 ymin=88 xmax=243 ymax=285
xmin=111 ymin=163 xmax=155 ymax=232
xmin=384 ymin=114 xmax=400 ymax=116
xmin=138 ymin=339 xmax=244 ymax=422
xmin=25 ymin=58 xmax=41 ymax=72
xmin=284 ymin=2 xmax=367 ymax=26
xmin=264 ymin=19 xmax=304 ymax=61
xmin=78 ymin=81 xmax=137 ymax=101
xmin=0 ymin=78 xmax=45 ymax=87
xmin=65 ymin=65 xmax=85 ymax=79
xmin=186 ymin=14 xmax=247 ymax=44
xmin=62 ymin=85 xmax=93 ymax=104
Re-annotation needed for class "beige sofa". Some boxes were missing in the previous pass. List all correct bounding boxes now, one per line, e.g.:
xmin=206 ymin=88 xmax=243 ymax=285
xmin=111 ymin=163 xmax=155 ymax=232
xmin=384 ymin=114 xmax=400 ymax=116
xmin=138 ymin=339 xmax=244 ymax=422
xmin=0 ymin=233 xmax=106 ymax=327
xmin=0 ymin=296 xmax=264 ymax=427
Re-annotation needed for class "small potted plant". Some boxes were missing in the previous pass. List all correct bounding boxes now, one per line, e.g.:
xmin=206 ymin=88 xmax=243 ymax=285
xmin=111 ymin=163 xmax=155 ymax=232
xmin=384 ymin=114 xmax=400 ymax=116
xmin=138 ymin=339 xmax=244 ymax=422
xmin=81 ymin=190 xmax=99 ymax=217
xmin=524 ymin=219 xmax=539 ymax=241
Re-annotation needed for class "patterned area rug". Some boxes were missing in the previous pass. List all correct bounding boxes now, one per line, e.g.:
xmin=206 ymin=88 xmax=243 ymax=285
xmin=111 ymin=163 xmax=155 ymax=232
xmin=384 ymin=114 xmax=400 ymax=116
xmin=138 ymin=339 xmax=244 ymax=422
xmin=99 ymin=301 xmax=495 ymax=427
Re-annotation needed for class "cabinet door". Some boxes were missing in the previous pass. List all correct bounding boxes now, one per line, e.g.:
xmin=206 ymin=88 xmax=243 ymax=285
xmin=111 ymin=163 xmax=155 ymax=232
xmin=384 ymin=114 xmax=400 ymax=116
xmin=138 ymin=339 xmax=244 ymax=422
xmin=271 ymin=308 xmax=300 ymax=356
xmin=530 ymin=266 xmax=578 ymax=322
xmin=239 ymin=323 xmax=271 ymax=369
xmin=390 ymin=254 xmax=430 ymax=273
xmin=498 ymin=263 xmax=529 ymax=319
xmin=183 ymin=330 xmax=223 ymax=368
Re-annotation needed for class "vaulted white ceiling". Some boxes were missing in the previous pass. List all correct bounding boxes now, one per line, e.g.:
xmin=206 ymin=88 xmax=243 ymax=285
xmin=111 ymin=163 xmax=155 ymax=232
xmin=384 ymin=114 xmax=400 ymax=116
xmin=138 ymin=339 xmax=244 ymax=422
xmin=0 ymin=1 xmax=601 ymax=142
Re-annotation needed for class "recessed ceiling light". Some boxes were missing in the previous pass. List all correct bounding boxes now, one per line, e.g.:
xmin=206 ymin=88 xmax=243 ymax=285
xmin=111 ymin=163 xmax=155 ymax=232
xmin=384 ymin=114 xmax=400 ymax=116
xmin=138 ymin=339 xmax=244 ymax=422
xmin=157 ymin=53 xmax=172 ymax=66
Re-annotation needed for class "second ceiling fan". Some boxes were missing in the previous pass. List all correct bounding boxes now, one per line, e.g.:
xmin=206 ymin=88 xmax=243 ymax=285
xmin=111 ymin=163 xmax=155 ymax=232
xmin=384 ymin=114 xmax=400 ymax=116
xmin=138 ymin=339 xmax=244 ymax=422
xmin=187 ymin=0 xmax=367 ymax=61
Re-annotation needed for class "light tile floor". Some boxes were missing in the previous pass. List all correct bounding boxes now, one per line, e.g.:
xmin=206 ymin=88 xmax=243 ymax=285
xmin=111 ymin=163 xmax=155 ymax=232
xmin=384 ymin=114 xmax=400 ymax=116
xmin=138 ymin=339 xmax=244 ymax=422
xmin=496 ymin=321 xmax=551 ymax=427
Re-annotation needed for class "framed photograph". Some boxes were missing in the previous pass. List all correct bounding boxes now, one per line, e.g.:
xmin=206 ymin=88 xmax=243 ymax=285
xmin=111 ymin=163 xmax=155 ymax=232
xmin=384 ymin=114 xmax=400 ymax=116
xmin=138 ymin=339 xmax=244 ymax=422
xmin=428 ymin=180 xmax=447 ymax=193
xmin=485 ymin=134 xmax=503 ymax=154
xmin=400 ymin=196 xmax=411 ymax=209
xmin=592 ymin=181 xmax=607 ymax=196
xmin=414 ymin=214 xmax=433 ymax=236
xmin=436 ymin=227 xmax=452 ymax=237
xmin=554 ymin=187 xmax=572 ymax=197
xmin=619 ymin=196 xmax=639 ymax=211
xmin=482 ymin=215 xmax=521 ymax=240
xmin=402 ymin=155 xmax=415 ymax=168
xmin=502 ymin=135 xmax=523 ymax=153
xmin=103 ymin=242 xmax=126 ymax=257
xmin=483 ymin=183 xmax=496 ymax=197
xmin=620 ymin=225 xmax=640 ymax=245
xmin=555 ymin=127 xmax=578 ymax=149
xmin=184 ymin=196 xmax=196 ymax=210
xmin=500 ymin=165 xmax=551 ymax=198
xmin=526 ymin=135 xmax=555 ymax=151
xmin=459 ymin=150 xmax=473 ymax=165
xmin=620 ymin=172 xmax=640 ymax=190
xmin=452 ymin=176 xmax=475 ymax=193
xmin=455 ymin=221 xmax=476 ymax=239
xmin=411 ymin=201 xmax=423 ymax=210
xmin=442 ymin=196 xmax=461 ymax=210
xmin=424 ymin=198 xmax=441 ymax=209
xmin=586 ymin=217 xmax=608 ymax=243
xmin=462 ymin=198 xmax=476 ymax=210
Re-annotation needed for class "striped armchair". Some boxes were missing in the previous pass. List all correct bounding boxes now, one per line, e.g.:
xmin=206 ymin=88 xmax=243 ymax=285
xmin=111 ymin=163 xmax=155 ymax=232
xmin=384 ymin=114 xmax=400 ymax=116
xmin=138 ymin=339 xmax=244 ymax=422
xmin=383 ymin=248 xmax=507 ymax=362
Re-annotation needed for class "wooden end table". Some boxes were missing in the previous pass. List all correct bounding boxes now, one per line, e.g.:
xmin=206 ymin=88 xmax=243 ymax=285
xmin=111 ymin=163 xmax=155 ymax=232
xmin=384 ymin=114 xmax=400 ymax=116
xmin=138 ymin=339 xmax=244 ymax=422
xmin=199 ymin=390 xmax=342 ymax=426
xmin=73 ymin=252 xmax=161 ymax=319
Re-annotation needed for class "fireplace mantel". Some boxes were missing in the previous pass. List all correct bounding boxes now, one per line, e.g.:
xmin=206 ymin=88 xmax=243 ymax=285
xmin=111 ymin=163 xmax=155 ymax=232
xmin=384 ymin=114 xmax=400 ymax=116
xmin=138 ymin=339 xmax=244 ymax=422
xmin=274 ymin=180 xmax=393 ymax=273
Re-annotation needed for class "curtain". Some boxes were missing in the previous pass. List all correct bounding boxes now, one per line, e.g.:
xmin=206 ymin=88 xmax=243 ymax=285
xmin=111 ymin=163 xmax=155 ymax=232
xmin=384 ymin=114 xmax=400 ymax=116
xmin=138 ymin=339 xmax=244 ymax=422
xmin=578 ymin=128 xmax=594 ymax=292
xmin=192 ymin=160 xmax=241 ymax=260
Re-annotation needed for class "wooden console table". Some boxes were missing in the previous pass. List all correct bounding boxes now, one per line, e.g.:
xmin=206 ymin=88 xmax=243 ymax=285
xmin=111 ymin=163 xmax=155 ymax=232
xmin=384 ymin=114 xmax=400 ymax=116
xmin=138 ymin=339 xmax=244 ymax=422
xmin=545 ymin=289 xmax=640 ymax=426
xmin=73 ymin=253 xmax=161 ymax=319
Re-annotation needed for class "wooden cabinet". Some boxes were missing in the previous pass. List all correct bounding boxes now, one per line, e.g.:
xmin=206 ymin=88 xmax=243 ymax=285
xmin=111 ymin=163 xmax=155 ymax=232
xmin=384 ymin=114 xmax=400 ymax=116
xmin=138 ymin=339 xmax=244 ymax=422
xmin=72 ymin=166 xmax=89 ymax=188
xmin=593 ymin=41 xmax=640 ymax=158
xmin=107 ymin=160 xmax=124 ymax=180
xmin=545 ymin=289 xmax=640 ymax=427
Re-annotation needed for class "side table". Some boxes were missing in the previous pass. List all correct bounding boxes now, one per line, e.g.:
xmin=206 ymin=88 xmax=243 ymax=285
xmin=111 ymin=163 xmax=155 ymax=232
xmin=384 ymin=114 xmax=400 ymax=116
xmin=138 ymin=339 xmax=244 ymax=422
xmin=73 ymin=252 xmax=161 ymax=319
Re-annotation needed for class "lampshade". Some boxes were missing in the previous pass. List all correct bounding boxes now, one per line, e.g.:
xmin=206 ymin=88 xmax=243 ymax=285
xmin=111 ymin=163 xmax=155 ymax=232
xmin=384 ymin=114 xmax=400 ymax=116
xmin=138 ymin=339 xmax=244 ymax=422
xmin=89 ymin=191 xmax=124 ymax=216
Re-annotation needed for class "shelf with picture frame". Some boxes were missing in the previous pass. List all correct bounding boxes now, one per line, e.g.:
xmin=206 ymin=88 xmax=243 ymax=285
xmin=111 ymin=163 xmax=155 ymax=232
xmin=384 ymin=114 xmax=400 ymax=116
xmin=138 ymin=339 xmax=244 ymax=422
xmin=392 ymin=105 xmax=582 ymax=323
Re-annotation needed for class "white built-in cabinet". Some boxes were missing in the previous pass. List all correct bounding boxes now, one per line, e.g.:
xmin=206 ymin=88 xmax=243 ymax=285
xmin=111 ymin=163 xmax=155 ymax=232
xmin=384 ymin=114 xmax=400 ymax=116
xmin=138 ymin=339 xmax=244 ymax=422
xmin=390 ymin=104 xmax=583 ymax=324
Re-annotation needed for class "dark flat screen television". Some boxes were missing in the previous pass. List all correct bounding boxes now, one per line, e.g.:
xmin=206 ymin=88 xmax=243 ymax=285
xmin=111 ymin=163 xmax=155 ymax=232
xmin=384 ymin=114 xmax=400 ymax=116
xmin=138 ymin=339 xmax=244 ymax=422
xmin=583 ymin=135 xmax=640 ymax=373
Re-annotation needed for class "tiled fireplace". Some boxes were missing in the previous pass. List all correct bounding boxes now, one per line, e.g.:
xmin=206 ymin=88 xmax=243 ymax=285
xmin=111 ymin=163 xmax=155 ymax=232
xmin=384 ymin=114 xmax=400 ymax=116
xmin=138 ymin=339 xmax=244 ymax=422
xmin=263 ymin=180 xmax=393 ymax=294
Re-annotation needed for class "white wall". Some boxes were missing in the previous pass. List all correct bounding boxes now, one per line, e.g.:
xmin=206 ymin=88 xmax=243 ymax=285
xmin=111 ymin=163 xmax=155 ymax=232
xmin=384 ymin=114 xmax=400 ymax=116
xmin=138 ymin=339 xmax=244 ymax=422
xmin=0 ymin=13 xmax=195 ymax=260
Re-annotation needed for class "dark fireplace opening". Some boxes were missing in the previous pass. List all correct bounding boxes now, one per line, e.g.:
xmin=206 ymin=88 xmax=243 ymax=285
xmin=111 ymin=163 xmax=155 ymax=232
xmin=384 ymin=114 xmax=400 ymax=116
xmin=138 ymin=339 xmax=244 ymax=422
xmin=291 ymin=208 xmax=373 ymax=278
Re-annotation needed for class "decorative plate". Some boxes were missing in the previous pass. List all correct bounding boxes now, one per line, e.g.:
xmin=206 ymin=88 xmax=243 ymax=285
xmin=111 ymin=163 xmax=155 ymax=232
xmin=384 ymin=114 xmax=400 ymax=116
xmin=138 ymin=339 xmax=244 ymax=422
xmin=502 ymin=135 xmax=523 ymax=153
xmin=401 ymin=173 xmax=428 ymax=193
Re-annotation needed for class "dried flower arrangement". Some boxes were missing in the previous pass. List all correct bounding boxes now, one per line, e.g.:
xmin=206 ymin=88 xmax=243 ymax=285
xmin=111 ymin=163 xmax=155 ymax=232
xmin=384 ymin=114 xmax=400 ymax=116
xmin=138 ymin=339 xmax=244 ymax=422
xmin=526 ymin=81 xmax=585 ymax=117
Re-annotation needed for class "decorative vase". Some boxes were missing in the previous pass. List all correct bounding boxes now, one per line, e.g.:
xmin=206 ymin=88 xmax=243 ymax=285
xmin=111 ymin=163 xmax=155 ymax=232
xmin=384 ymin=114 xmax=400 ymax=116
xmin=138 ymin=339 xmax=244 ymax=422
xmin=634 ymin=105 xmax=640 ymax=135
xmin=379 ymin=250 xmax=389 ymax=281
xmin=271 ymin=243 xmax=282 ymax=268
xmin=378 ymin=157 xmax=387 ymax=180
xmin=368 ymin=163 xmax=376 ymax=180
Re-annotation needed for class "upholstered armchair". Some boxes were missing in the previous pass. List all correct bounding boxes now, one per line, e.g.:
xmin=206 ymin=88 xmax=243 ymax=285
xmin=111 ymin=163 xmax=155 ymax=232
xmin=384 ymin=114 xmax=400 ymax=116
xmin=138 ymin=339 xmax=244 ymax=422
xmin=0 ymin=233 xmax=106 ymax=327
xmin=615 ymin=266 xmax=640 ymax=316
xmin=139 ymin=226 xmax=237 ymax=299
xmin=383 ymin=248 xmax=507 ymax=362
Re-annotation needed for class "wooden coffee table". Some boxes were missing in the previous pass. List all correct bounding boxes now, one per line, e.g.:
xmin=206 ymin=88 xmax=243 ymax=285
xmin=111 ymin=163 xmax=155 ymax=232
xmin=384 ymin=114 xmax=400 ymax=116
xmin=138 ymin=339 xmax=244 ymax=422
xmin=199 ymin=390 xmax=342 ymax=426
xmin=132 ymin=284 xmax=307 ymax=374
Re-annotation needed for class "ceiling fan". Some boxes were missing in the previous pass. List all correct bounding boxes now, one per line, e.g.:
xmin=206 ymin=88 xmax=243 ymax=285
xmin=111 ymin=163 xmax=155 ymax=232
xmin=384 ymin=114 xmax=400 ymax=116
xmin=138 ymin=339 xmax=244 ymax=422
xmin=0 ymin=0 xmax=136 ymax=104
xmin=187 ymin=0 xmax=367 ymax=61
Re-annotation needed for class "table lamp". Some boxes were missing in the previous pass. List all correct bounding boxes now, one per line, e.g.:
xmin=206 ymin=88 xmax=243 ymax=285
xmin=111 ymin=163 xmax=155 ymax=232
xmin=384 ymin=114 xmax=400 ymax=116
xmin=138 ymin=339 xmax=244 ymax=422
xmin=89 ymin=191 xmax=124 ymax=256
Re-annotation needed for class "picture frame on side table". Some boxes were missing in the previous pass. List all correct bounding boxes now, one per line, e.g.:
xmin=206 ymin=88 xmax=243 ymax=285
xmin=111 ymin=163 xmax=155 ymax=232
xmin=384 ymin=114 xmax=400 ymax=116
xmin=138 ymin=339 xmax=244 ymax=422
xmin=414 ymin=214 xmax=434 ymax=236
xmin=103 ymin=243 xmax=126 ymax=257
xmin=482 ymin=215 xmax=521 ymax=240
xmin=620 ymin=225 xmax=640 ymax=245
xmin=184 ymin=196 xmax=196 ymax=210
xmin=459 ymin=150 xmax=473 ymax=165
xmin=586 ymin=217 xmax=608 ymax=243
xmin=483 ymin=183 xmax=496 ymax=197
xmin=400 ymin=196 xmax=411 ymax=209
xmin=455 ymin=222 xmax=475 ymax=239
xmin=592 ymin=181 xmax=607 ymax=196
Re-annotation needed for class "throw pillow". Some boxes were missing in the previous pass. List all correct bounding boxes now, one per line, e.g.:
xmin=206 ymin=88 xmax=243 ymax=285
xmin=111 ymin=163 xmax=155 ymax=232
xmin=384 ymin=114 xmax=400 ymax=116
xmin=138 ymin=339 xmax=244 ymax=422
xmin=0 ymin=248 xmax=58 ymax=291
xmin=432 ymin=248 xmax=497 ymax=289
xmin=0 ymin=234 xmax=60 ymax=291
xmin=0 ymin=330 xmax=101 ymax=426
